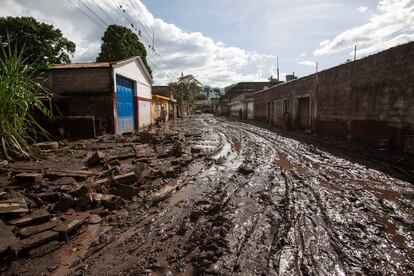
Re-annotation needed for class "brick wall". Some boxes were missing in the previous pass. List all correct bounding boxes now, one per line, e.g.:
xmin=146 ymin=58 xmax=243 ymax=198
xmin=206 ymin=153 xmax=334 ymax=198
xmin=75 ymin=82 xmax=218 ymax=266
xmin=45 ymin=68 xmax=115 ymax=135
xmin=254 ymin=42 xmax=414 ymax=150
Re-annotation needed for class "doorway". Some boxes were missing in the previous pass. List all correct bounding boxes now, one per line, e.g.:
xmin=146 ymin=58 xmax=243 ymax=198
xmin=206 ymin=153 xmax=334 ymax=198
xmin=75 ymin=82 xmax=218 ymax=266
xmin=297 ymin=97 xmax=310 ymax=130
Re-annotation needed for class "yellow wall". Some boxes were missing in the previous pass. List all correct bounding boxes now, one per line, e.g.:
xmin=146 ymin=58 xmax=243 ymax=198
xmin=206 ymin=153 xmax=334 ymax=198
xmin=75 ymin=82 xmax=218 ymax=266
xmin=152 ymin=95 xmax=170 ymax=122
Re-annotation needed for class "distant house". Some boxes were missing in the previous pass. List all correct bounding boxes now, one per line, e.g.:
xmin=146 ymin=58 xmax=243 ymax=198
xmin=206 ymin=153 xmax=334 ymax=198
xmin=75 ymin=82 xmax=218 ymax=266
xmin=194 ymin=100 xmax=212 ymax=113
xmin=45 ymin=56 xmax=153 ymax=137
xmin=226 ymin=82 xmax=272 ymax=119
xmin=152 ymin=85 xmax=179 ymax=122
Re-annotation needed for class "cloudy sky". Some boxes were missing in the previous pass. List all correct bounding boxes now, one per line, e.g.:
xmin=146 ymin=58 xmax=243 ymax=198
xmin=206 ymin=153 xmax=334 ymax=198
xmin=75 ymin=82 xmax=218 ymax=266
xmin=2 ymin=0 xmax=413 ymax=87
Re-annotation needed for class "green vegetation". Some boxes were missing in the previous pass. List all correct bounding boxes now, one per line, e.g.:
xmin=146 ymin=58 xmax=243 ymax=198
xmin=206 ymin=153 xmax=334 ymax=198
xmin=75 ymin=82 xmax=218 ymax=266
xmin=97 ymin=24 xmax=152 ymax=77
xmin=268 ymin=76 xmax=282 ymax=84
xmin=0 ymin=16 xmax=76 ymax=66
xmin=0 ymin=44 xmax=51 ymax=160
xmin=170 ymin=74 xmax=202 ymax=104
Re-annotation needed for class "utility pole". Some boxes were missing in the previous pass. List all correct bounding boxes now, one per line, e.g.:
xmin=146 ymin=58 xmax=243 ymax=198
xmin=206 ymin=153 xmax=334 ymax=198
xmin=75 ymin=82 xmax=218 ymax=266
xmin=316 ymin=61 xmax=318 ymax=73
xmin=152 ymin=32 xmax=155 ymax=52
xmin=354 ymin=45 xmax=357 ymax=61
xmin=276 ymin=57 xmax=280 ymax=81
xmin=181 ymin=72 xmax=184 ymax=116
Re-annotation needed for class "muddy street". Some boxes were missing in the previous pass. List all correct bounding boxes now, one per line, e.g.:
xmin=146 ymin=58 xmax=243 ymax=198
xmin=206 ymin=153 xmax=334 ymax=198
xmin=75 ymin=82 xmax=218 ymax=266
xmin=4 ymin=114 xmax=414 ymax=276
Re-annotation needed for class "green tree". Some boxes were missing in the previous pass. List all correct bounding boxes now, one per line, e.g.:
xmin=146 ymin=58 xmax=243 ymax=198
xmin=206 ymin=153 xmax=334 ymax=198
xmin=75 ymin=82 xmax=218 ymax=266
xmin=195 ymin=93 xmax=208 ymax=100
xmin=213 ymin=87 xmax=222 ymax=98
xmin=0 ymin=16 xmax=75 ymax=65
xmin=268 ymin=76 xmax=282 ymax=84
xmin=97 ymin=25 xmax=151 ymax=76
xmin=175 ymin=74 xmax=202 ymax=103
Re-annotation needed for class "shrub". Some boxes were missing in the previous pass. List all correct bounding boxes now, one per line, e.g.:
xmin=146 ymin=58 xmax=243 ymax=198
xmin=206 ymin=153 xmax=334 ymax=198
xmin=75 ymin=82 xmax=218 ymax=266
xmin=0 ymin=44 xmax=51 ymax=160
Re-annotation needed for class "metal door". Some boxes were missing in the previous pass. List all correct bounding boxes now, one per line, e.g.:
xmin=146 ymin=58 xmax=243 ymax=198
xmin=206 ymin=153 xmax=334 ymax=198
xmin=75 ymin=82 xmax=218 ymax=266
xmin=116 ymin=75 xmax=135 ymax=134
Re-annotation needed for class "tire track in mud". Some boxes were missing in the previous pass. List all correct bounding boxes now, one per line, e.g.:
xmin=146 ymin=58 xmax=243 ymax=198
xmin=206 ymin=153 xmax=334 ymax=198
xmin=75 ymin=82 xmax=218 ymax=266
xmin=73 ymin=115 xmax=413 ymax=275
xmin=218 ymin=117 xmax=414 ymax=275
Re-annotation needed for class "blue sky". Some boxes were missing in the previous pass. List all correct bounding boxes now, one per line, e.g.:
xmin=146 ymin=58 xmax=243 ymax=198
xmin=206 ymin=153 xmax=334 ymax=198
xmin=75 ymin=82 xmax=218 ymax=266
xmin=2 ymin=0 xmax=414 ymax=87
xmin=142 ymin=0 xmax=378 ymax=77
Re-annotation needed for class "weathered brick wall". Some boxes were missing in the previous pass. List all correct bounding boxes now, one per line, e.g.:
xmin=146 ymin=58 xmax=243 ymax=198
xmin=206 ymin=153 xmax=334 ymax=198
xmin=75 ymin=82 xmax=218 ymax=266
xmin=254 ymin=42 xmax=414 ymax=150
xmin=45 ymin=68 xmax=115 ymax=135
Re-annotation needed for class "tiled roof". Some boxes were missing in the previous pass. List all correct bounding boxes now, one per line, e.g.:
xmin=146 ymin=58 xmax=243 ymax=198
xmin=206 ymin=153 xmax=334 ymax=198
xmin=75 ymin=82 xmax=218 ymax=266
xmin=51 ymin=62 xmax=111 ymax=69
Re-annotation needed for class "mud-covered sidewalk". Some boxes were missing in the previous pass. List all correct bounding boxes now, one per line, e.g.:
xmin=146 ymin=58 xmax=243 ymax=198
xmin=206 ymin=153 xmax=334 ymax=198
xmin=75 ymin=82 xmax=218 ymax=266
xmin=2 ymin=114 xmax=413 ymax=275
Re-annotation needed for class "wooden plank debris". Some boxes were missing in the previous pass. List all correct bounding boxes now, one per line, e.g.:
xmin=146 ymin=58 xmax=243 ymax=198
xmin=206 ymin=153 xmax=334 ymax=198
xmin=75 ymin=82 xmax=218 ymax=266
xmin=53 ymin=212 xmax=88 ymax=241
xmin=17 ymin=218 xmax=60 ymax=238
xmin=10 ymin=230 xmax=58 ymax=257
xmin=0 ymin=219 xmax=18 ymax=254
xmin=0 ymin=198 xmax=28 ymax=214
xmin=7 ymin=210 xmax=50 ymax=227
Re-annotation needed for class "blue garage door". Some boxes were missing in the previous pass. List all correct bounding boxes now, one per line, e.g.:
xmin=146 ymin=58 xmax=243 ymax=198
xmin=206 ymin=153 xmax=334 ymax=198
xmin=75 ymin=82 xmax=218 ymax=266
xmin=116 ymin=75 xmax=135 ymax=134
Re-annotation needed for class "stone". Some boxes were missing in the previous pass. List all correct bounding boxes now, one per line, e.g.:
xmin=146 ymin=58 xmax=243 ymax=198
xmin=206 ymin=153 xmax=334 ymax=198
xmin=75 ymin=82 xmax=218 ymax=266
xmin=52 ymin=177 xmax=77 ymax=186
xmin=74 ymin=194 xmax=93 ymax=210
xmin=191 ymin=146 xmax=202 ymax=154
xmin=165 ymin=167 xmax=176 ymax=178
xmin=0 ymin=198 xmax=28 ymax=214
xmin=7 ymin=209 xmax=50 ymax=227
xmin=189 ymin=164 xmax=203 ymax=176
xmin=69 ymin=184 xmax=89 ymax=198
xmin=10 ymin=230 xmax=58 ymax=257
xmin=14 ymin=172 xmax=43 ymax=185
xmin=101 ymin=194 xmax=123 ymax=210
xmin=86 ymin=151 xmax=105 ymax=166
xmin=86 ymin=214 xmax=102 ymax=224
xmin=139 ymin=130 xmax=153 ymax=143
xmin=171 ymin=141 xmax=183 ymax=157
xmin=36 ymin=141 xmax=59 ymax=150
xmin=238 ymin=164 xmax=254 ymax=175
xmin=36 ymin=192 xmax=60 ymax=203
xmin=113 ymin=183 xmax=138 ymax=200
xmin=0 ymin=219 xmax=18 ymax=255
xmin=53 ymin=212 xmax=88 ymax=241
xmin=45 ymin=170 xmax=94 ymax=181
xmin=112 ymin=172 xmax=137 ymax=185
xmin=91 ymin=178 xmax=109 ymax=191
xmin=52 ymin=193 xmax=74 ymax=212
xmin=17 ymin=218 xmax=60 ymax=238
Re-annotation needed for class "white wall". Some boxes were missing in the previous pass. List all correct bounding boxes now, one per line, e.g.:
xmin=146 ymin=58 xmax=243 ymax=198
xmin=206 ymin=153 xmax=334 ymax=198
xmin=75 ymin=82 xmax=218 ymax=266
xmin=113 ymin=59 xmax=152 ymax=99
xmin=139 ymin=101 xmax=151 ymax=127
xmin=113 ymin=58 xmax=153 ymax=130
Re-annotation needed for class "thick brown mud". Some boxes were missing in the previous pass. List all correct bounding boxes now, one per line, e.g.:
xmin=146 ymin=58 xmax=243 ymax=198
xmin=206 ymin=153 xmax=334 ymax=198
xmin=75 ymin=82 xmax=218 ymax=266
xmin=5 ymin=114 xmax=414 ymax=275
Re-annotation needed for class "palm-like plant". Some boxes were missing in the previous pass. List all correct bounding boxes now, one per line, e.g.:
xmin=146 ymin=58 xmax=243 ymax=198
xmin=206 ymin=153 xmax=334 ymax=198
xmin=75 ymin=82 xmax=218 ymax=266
xmin=176 ymin=74 xmax=202 ymax=103
xmin=0 ymin=43 xmax=51 ymax=160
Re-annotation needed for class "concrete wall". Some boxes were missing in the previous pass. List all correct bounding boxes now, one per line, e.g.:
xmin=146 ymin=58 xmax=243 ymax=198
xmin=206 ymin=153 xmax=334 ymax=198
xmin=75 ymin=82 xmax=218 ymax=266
xmin=254 ymin=42 xmax=414 ymax=150
xmin=46 ymin=68 xmax=114 ymax=136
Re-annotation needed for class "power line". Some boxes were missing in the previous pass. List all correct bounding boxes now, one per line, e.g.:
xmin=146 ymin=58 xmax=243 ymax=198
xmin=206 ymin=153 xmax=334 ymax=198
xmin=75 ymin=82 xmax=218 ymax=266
xmin=127 ymin=0 xmax=169 ymax=56
xmin=67 ymin=0 xmax=170 ymax=78
xmin=125 ymin=0 xmax=169 ymax=57
xmin=68 ymin=0 xmax=106 ymax=29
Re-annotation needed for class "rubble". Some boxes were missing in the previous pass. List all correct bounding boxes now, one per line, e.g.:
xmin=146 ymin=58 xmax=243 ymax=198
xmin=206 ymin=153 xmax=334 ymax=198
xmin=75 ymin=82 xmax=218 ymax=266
xmin=0 ymin=198 xmax=29 ymax=214
xmin=86 ymin=151 xmax=105 ymax=166
xmin=14 ymin=172 xmax=43 ymax=185
xmin=0 ymin=122 xmax=206 ymax=271
xmin=36 ymin=141 xmax=59 ymax=150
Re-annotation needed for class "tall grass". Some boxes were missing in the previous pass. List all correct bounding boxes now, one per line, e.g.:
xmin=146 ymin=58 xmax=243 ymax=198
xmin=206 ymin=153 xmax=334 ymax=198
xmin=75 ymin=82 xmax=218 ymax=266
xmin=0 ymin=44 xmax=51 ymax=160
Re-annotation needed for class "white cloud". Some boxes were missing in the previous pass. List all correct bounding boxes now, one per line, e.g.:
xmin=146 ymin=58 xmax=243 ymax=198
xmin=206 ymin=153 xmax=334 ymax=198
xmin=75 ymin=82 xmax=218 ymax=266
xmin=314 ymin=0 xmax=414 ymax=56
xmin=357 ymin=6 xmax=369 ymax=13
xmin=300 ymin=53 xmax=307 ymax=57
xmin=298 ymin=60 xmax=316 ymax=67
xmin=0 ymin=0 xmax=276 ymax=87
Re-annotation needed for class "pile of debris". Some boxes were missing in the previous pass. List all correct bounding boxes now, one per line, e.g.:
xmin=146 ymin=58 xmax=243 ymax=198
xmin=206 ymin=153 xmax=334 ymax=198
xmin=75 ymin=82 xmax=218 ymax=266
xmin=0 ymin=127 xmax=203 ymax=268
